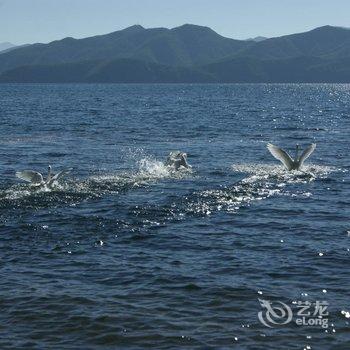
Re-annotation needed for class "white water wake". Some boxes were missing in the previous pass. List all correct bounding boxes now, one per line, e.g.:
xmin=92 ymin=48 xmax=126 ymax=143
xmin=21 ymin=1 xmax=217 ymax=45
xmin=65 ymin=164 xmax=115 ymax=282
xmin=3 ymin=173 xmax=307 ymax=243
xmin=183 ymin=163 xmax=337 ymax=216
xmin=0 ymin=155 xmax=193 ymax=206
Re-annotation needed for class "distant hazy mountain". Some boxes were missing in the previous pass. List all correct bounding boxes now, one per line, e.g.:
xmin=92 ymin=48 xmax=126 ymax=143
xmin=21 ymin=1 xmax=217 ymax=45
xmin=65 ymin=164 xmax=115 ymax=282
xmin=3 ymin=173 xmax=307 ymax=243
xmin=236 ymin=25 xmax=350 ymax=60
xmin=0 ymin=58 xmax=213 ymax=83
xmin=1 ymin=24 xmax=350 ymax=82
xmin=0 ymin=43 xmax=30 ymax=55
xmin=246 ymin=36 xmax=267 ymax=42
xmin=201 ymin=55 xmax=350 ymax=83
xmin=0 ymin=24 xmax=250 ymax=74
xmin=0 ymin=42 xmax=16 ymax=53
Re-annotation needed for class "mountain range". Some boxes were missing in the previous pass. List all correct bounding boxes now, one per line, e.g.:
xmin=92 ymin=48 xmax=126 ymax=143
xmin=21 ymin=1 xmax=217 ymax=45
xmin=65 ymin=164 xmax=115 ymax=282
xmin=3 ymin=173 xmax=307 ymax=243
xmin=1 ymin=24 xmax=350 ymax=83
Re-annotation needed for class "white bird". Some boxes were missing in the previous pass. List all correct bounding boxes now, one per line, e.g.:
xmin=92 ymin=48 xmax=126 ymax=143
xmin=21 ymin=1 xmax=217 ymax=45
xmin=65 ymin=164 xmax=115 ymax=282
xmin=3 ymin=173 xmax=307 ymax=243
xmin=165 ymin=151 xmax=192 ymax=171
xmin=267 ymin=143 xmax=316 ymax=171
xmin=16 ymin=165 xmax=72 ymax=188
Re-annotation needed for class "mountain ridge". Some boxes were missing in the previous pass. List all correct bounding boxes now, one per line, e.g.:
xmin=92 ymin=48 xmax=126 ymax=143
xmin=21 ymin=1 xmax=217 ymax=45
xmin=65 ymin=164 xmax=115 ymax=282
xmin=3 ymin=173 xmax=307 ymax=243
xmin=0 ymin=24 xmax=249 ymax=74
xmin=1 ymin=24 xmax=350 ymax=82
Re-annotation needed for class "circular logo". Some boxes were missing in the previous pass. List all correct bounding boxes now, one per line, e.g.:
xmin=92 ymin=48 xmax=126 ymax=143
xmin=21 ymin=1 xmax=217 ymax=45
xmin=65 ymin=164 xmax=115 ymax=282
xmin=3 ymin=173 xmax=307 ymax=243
xmin=258 ymin=298 xmax=293 ymax=328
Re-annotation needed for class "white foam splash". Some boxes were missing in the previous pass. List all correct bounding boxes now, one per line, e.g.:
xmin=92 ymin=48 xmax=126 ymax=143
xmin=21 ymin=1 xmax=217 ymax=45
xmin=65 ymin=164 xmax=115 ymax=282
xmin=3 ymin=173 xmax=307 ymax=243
xmin=2 ymin=183 xmax=54 ymax=200
xmin=183 ymin=162 xmax=338 ymax=217
xmin=138 ymin=158 xmax=171 ymax=179
xmin=1 ymin=154 xmax=193 ymax=206
xmin=138 ymin=157 xmax=193 ymax=180
xmin=232 ymin=163 xmax=336 ymax=180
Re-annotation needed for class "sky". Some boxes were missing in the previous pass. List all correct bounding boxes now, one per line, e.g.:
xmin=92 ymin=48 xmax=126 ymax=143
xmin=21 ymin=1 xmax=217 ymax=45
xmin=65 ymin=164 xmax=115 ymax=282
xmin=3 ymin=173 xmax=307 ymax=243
xmin=0 ymin=0 xmax=349 ymax=45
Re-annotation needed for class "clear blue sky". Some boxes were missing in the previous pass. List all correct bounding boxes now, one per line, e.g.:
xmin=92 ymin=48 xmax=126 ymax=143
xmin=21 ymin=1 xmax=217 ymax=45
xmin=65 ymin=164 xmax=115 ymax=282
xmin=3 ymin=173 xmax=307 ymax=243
xmin=1 ymin=0 xmax=349 ymax=44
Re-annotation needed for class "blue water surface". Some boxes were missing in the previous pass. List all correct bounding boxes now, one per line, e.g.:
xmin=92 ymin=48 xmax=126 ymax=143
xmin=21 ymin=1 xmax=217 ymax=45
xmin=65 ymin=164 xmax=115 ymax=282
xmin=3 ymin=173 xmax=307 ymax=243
xmin=0 ymin=84 xmax=349 ymax=349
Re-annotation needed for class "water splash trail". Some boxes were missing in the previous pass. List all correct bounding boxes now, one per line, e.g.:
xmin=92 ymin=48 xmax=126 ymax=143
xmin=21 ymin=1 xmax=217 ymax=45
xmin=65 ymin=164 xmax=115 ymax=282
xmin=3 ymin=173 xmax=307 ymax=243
xmin=0 ymin=156 xmax=193 ymax=210
xmin=182 ymin=163 xmax=335 ymax=216
xmin=128 ymin=163 xmax=338 ymax=227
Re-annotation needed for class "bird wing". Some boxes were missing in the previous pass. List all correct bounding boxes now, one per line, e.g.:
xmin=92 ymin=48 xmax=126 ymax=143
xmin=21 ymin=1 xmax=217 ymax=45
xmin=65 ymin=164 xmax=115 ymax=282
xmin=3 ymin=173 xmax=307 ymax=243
xmin=267 ymin=143 xmax=294 ymax=170
xmin=165 ymin=151 xmax=181 ymax=166
xmin=164 ymin=155 xmax=173 ymax=166
xmin=16 ymin=170 xmax=43 ymax=184
xmin=298 ymin=143 xmax=316 ymax=166
xmin=180 ymin=154 xmax=191 ymax=168
xmin=50 ymin=168 xmax=72 ymax=182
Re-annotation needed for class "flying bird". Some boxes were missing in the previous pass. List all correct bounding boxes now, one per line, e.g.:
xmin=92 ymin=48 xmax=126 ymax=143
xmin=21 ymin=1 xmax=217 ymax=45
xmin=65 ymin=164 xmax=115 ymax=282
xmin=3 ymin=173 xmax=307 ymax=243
xmin=267 ymin=143 xmax=316 ymax=171
xmin=16 ymin=165 xmax=72 ymax=188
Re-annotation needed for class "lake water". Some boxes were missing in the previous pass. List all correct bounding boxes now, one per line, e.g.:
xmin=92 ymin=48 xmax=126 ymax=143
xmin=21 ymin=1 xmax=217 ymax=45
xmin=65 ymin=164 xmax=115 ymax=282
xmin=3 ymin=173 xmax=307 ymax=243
xmin=0 ymin=84 xmax=349 ymax=349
